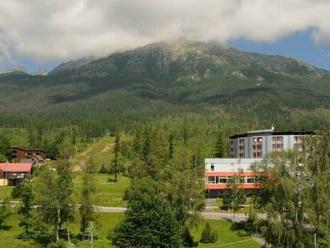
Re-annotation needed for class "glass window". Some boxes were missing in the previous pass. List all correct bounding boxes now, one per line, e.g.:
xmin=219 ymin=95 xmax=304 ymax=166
xmin=219 ymin=177 xmax=227 ymax=183
xmin=208 ymin=176 xmax=216 ymax=184
xmin=210 ymin=164 xmax=214 ymax=171
xmin=246 ymin=177 xmax=256 ymax=183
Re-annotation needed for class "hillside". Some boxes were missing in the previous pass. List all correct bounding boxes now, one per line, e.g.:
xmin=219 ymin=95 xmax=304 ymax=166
xmin=1 ymin=40 xmax=330 ymax=123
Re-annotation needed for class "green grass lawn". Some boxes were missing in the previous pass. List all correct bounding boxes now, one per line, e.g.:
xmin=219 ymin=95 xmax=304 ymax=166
xmin=0 ymin=212 xmax=260 ymax=248
xmin=0 ymin=212 xmax=122 ymax=248
xmin=72 ymin=173 xmax=129 ymax=207
xmin=0 ymin=186 xmax=13 ymax=200
xmin=0 ymin=173 xmax=129 ymax=207
xmin=193 ymin=219 xmax=259 ymax=248
xmin=71 ymin=135 xmax=115 ymax=172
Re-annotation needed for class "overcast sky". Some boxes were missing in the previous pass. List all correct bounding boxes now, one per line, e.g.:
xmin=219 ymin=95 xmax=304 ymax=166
xmin=1 ymin=0 xmax=330 ymax=72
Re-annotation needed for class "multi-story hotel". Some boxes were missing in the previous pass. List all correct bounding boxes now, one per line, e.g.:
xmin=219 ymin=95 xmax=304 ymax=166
xmin=205 ymin=128 xmax=314 ymax=197
xmin=229 ymin=128 xmax=314 ymax=159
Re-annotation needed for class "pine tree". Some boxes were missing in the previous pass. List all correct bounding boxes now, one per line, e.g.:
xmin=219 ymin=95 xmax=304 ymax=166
xmin=168 ymin=133 xmax=175 ymax=160
xmin=0 ymin=134 xmax=11 ymax=161
xmin=17 ymin=181 xmax=34 ymax=239
xmin=112 ymin=178 xmax=183 ymax=247
xmin=214 ymin=134 xmax=224 ymax=158
xmin=110 ymin=132 xmax=121 ymax=182
xmin=80 ymin=165 xmax=96 ymax=237
xmin=0 ymin=198 xmax=11 ymax=230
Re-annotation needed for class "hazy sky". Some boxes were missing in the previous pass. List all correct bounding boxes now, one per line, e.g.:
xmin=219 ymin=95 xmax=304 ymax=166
xmin=1 ymin=0 xmax=330 ymax=72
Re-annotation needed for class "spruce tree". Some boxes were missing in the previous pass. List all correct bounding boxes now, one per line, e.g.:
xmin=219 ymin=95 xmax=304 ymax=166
xmin=112 ymin=178 xmax=182 ymax=248
xmin=17 ymin=182 xmax=34 ymax=239
xmin=110 ymin=131 xmax=121 ymax=182
xmin=214 ymin=134 xmax=224 ymax=158
xmin=79 ymin=164 xmax=96 ymax=237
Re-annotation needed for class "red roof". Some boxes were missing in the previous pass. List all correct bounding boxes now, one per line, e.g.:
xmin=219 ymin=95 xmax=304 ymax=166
xmin=0 ymin=163 xmax=32 ymax=173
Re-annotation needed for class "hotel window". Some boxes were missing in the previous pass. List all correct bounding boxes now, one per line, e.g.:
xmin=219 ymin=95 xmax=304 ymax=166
xmin=253 ymin=152 xmax=262 ymax=158
xmin=219 ymin=177 xmax=227 ymax=183
xmin=294 ymin=136 xmax=302 ymax=143
xmin=208 ymin=176 xmax=216 ymax=184
xmin=246 ymin=177 xmax=256 ymax=183
xmin=227 ymin=177 xmax=234 ymax=183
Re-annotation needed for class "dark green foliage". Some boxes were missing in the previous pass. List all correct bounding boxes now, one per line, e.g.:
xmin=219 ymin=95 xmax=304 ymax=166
xmin=168 ymin=133 xmax=175 ymax=160
xmin=79 ymin=165 xmax=96 ymax=236
xmin=221 ymin=178 xmax=246 ymax=214
xmin=214 ymin=134 xmax=225 ymax=158
xmin=200 ymin=223 xmax=218 ymax=244
xmin=0 ymin=134 xmax=11 ymax=161
xmin=98 ymin=164 xmax=108 ymax=174
xmin=33 ymin=162 xmax=74 ymax=244
xmin=112 ymin=178 xmax=183 ymax=248
xmin=16 ymin=181 xmax=34 ymax=239
xmin=0 ymin=198 xmax=11 ymax=229
xmin=254 ymin=134 xmax=330 ymax=248
xmin=110 ymin=132 xmax=121 ymax=182
xmin=46 ymin=240 xmax=72 ymax=248
xmin=182 ymin=226 xmax=198 ymax=247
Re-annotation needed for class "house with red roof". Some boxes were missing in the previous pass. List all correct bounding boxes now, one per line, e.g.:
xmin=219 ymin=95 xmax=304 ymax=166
xmin=0 ymin=163 xmax=32 ymax=186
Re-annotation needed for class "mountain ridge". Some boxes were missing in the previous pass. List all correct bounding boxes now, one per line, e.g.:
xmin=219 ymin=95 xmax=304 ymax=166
xmin=0 ymin=40 xmax=329 ymax=122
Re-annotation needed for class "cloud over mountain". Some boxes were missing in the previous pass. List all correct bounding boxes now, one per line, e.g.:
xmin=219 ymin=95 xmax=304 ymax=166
xmin=0 ymin=0 xmax=330 ymax=66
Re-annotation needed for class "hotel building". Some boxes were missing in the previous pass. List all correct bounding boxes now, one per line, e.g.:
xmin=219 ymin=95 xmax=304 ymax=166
xmin=205 ymin=128 xmax=314 ymax=197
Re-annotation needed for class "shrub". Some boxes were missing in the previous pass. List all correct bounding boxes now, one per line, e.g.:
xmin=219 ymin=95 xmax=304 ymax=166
xmin=98 ymin=164 xmax=108 ymax=174
xmin=200 ymin=223 xmax=218 ymax=243
xmin=237 ymin=230 xmax=249 ymax=237
xmin=182 ymin=226 xmax=198 ymax=247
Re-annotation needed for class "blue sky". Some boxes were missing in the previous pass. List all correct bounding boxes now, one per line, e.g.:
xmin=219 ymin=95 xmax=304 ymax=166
xmin=2 ymin=1 xmax=330 ymax=74
xmin=230 ymin=30 xmax=330 ymax=71
xmin=21 ymin=30 xmax=330 ymax=73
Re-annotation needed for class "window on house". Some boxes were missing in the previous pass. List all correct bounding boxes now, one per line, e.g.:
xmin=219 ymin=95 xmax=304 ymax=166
xmin=210 ymin=164 xmax=214 ymax=171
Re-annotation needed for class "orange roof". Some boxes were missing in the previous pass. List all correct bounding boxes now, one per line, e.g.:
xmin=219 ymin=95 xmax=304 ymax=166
xmin=0 ymin=163 xmax=32 ymax=173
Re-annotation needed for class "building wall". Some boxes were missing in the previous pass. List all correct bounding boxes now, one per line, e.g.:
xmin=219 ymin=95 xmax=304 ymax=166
xmin=205 ymin=158 xmax=263 ymax=193
xmin=0 ymin=178 xmax=8 ymax=186
xmin=230 ymin=132 xmax=307 ymax=159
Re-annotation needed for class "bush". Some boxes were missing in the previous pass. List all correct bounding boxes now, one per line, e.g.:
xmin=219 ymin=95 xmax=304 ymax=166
xmin=237 ymin=230 xmax=249 ymax=237
xmin=200 ymin=223 xmax=218 ymax=244
xmin=182 ymin=226 xmax=198 ymax=247
xmin=46 ymin=240 xmax=76 ymax=248
xmin=99 ymin=164 xmax=108 ymax=174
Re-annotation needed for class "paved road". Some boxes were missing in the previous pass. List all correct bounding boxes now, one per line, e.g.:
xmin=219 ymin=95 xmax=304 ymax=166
xmin=94 ymin=205 xmax=249 ymax=222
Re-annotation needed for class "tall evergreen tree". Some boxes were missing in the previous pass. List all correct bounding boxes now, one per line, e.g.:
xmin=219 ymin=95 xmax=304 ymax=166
xmin=79 ymin=164 xmax=96 ymax=237
xmin=0 ymin=134 xmax=11 ymax=161
xmin=17 ymin=181 xmax=34 ymax=239
xmin=112 ymin=178 xmax=182 ymax=248
xmin=214 ymin=134 xmax=225 ymax=158
xmin=110 ymin=131 xmax=121 ymax=182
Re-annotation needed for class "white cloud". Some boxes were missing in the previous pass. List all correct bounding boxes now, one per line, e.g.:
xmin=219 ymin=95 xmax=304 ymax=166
xmin=0 ymin=0 xmax=330 ymax=67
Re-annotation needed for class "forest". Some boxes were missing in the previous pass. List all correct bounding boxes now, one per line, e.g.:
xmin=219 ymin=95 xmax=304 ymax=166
xmin=0 ymin=105 xmax=329 ymax=247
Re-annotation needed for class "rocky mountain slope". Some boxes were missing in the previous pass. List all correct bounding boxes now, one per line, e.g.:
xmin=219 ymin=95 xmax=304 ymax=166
xmin=0 ymin=40 xmax=329 ymax=119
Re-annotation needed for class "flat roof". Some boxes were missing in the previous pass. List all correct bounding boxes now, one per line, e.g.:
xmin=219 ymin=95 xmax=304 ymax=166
xmin=230 ymin=131 xmax=315 ymax=139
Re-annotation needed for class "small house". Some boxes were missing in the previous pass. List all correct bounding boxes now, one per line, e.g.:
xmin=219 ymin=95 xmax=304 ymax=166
xmin=0 ymin=163 xmax=32 ymax=186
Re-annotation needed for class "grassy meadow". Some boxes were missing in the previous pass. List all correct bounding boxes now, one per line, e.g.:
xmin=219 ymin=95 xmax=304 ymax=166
xmin=0 ymin=212 xmax=260 ymax=248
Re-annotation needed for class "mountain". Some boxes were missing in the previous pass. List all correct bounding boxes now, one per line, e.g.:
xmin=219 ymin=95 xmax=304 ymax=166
xmin=1 ymin=40 xmax=330 ymax=123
